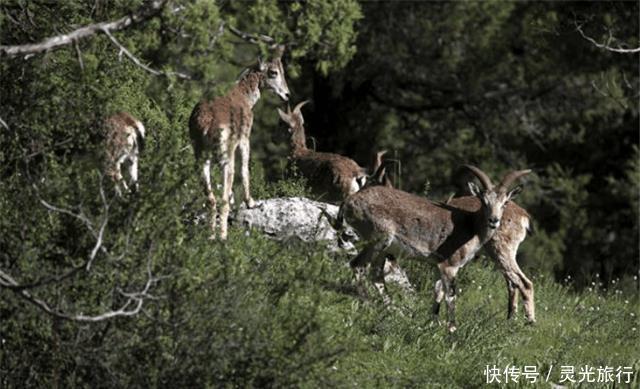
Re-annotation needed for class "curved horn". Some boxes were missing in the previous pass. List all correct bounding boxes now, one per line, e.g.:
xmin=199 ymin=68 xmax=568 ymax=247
xmin=372 ymin=150 xmax=388 ymax=172
xmin=462 ymin=164 xmax=494 ymax=191
xmin=371 ymin=163 xmax=386 ymax=185
xmin=293 ymin=100 xmax=309 ymax=115
xmin=498 ymin=169 xmax=532 ymax=191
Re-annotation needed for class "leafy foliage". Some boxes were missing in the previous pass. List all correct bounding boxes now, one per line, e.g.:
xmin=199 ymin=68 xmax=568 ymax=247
xmin=0 ymin=0 xmax=637 ymax=387
xmin=305 ymin=1 xmax=639 ymax=285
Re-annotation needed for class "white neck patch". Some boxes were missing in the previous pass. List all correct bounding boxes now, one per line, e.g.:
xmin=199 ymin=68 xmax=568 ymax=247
xmin=247 ymin=87 xmax=261 ymax=107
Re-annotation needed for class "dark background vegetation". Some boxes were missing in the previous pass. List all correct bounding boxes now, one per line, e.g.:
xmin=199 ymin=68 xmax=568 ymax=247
xmin=0 ymin=1 xmax=638 ymax=387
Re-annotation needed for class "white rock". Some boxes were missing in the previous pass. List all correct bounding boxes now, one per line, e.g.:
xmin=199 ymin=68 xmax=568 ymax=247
xmin=231 ymin=197 xmax=358 ymax=253
xmin=226 ymin=196 xmax=412 ymax=290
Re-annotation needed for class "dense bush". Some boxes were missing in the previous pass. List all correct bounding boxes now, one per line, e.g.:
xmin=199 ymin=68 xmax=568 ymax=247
xmin=0 ymin=1 xmax=637 ymax=387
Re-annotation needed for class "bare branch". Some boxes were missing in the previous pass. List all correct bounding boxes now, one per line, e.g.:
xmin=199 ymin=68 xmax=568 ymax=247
xmin=1 ymin=1 xmax=192 ymax=80
xmin=30 ymin=175 xmax=113 ymax=262
xmin=101 ymin=27 xmax=191 ymax=80
xmin=6 ymin=137 xmax=74 ymax=161
xmin=0 ymin=116 xmax=9 ymax=130
xmin=0 ymin=268 xmax=156 ymax=322
xmin=228 ymin=24 xmax=277 ymax=47
xmin=37 ymin=190 xmax=96 ymax=233
xmin=89 ymin=178 xmax=110 ymax=267
xmin=576 ymin=23 xmax=640 ymax=54
xmin=0 ymin=179 xmax=160 ymax=322
xmin=0 ymin=263 xmax=84 ymax=291
xmin=210 ymin=20 xmax=226 ymax=49
xmin=0 ymin=0 xmax=168 ymax=57
xmin=73 ymin=39 xmax=84 ymax=71
xmin=87 ymin=204 xmax=108 ymax=271
xmin=0 ymin=181 xmax=109 ymax=291
xmin=591 ymin=80 xmax=628 ymax=110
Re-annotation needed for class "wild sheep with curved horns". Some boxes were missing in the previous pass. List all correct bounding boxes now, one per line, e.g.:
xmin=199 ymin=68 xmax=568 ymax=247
xmin=337 ymin=165 xmax=531 ymax=332
xmin=369 ymin=159 xmax=537 ymax=324
xmin=445 ymin=166 xmax=535 ymax=323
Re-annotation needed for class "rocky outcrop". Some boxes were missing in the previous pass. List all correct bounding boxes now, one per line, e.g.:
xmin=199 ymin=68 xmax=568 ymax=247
xmin=231 ymin=197 xmax=412 ymax=289
xmin=231 ymin=197 xmax=357 ymax=253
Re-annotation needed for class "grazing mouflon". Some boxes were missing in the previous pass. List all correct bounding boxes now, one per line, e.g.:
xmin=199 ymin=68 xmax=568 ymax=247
xmin=104 ymin=112 xmax=146 ymax=196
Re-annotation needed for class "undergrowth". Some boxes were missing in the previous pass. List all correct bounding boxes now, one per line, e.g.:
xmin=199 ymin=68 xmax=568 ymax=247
xmin=2 ymin=218 xmax=638 ymax=388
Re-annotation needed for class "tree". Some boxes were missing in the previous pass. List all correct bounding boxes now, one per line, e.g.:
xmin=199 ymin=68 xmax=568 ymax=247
xmin=1 ymin=1 xmax=638 ymax=385
xmin=302 ymin=0 xmax=638 ymax=285
xmin=0 ymin=1 xmax=361 ymax=385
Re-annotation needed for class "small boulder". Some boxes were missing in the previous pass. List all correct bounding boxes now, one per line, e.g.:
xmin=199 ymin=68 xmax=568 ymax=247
xmin=231 ymin=197 xmax=358 ymax=253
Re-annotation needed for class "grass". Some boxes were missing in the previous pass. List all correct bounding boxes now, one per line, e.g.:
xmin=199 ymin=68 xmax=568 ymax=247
xmin=3 ymin=220 xmax=637 ymax=388
xmin=209 ymin=228 xmax=640 ymax=388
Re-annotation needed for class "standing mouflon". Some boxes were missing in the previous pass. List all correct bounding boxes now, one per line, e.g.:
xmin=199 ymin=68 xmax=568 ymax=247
xmin=189 ymin=45 xmax=290 ymax=240
xmin=337 ymin=165 xmax=531 ymax=332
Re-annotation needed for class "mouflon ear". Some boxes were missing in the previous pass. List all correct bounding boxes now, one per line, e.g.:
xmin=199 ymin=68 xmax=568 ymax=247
xmin=507 ymin=184 xmax=523 ymax=200
xmin=272 ymin=44 xmax=286 ymax=60
xmin=258 ymin=57 xmax=267 ymax=72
